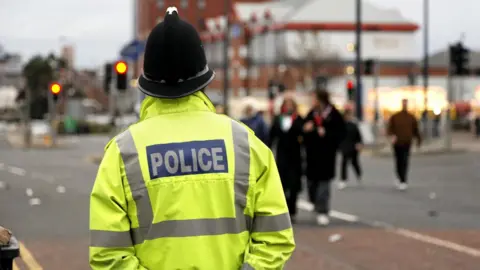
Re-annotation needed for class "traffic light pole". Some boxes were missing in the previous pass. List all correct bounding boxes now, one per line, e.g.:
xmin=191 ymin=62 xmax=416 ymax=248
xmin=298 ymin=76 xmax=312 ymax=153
xmin=422 ymin=0 xmax=430 ymax=140
xmin=373 ymin=59 xmax=380 ymax=140
xmin=222 ymin=0 xmax=231 ymax=116
xmin=354 ymin=0 xmax=363 ymax=121
xmin=444 ymin=46 xmax=453 ymax=151
xmin=47 ymin=88 xmax=57 ymax=147
xmin=109 ymin=80 xmax=117 ymax=127
xmin=22 ymin=88 xmax=32 ymax=148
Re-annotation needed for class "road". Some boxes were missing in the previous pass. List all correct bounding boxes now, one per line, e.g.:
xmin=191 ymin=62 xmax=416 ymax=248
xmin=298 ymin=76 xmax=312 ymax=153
xmin=0 ymin=135 xmax=479 ymax=269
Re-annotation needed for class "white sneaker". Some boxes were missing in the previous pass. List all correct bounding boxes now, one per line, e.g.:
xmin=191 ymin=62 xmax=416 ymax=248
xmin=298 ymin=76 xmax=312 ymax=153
xmin=337 ymin=182 xmax=347 ymax=190
xmin=396 ymin=182 xmax=408 ymax=190
xmin=316 ymin=214 xmax=330 ymax=226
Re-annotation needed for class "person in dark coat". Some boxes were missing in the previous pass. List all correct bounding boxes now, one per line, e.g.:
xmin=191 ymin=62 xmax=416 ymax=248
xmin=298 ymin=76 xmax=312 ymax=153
xmin=302 ymin=90 xmax=346 ymax=226
xmin=268 ymin=96 xmax=304 ymax=222
xmin=338 ymin=109 xmax=363 ymax=190
xmin=241 ymin=104 xmax=269 ymax=144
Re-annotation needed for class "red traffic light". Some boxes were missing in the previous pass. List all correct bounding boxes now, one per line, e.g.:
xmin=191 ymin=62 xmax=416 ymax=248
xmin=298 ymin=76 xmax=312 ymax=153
xmin=115 ymin=61 xmax=128 ymax=74
xmin=50 ymin=83 xmax=62 ymax=94
xmin=347 ymin=80 xmax=354 ymax=89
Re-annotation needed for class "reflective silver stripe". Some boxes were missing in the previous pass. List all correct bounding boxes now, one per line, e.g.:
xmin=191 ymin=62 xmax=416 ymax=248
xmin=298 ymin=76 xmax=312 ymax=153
xmin=116 ymin=130 xmax=153 ymax=239
xmin=92 ymin=122 xmax=251 ymax=248
xmin=251 ymin=213 xmax=292 ymax=233
xmin=90 ymin=230 xmax=133 ymax=248
xmin=231 ymin=120 xmax=250 ymax=212
xmin=241 ymin=263 xmax=255 ymax=270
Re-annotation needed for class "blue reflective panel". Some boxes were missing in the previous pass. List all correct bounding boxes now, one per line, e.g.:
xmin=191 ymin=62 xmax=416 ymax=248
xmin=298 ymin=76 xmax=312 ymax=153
xmin=146 ymin=140 xmax=228 ymax=179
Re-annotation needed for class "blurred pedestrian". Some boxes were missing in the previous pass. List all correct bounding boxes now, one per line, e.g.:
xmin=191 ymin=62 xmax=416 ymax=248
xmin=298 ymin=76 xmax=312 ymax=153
xmin=387 ymin=99 xmax=422 ymax=190
xmin=303 ymin=90 xmax=346 ymax=226
xmin=338 ymin=109 xmax=363 ymax=190
xmin=240 ymin=100 xmax=269 ymax=144
xmin=268 ymin=96 xmax=304 ymax=223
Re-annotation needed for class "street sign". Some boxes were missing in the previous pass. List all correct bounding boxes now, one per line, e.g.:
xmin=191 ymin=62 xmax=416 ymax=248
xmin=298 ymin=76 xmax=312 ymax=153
xmin=120 ymin=39 xmax=146 ymax=61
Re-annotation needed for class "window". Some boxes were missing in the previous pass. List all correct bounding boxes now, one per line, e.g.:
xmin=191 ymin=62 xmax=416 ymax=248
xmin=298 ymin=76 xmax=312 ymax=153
xmin=197 ymin=0 xmax=206 ymax=10
xmin=181 ymin=0 xmax=188 ymax=8
xmin=156 ymin=0 xmax=164 ymax=9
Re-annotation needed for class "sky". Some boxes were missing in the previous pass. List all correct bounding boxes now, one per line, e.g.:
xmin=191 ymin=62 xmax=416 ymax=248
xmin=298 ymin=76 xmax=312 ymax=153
xmin=0 ymin=0 xmax=478 ymax=69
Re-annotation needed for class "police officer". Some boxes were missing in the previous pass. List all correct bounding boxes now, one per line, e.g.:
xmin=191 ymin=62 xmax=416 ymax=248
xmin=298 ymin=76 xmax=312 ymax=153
xmin=89 ymin=7 xmax=295 ymax=270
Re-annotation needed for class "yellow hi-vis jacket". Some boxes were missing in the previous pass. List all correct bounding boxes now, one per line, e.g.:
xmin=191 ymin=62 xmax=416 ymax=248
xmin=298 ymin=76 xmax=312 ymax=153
xmin=89 ymin=91 xmax=295 ymax=269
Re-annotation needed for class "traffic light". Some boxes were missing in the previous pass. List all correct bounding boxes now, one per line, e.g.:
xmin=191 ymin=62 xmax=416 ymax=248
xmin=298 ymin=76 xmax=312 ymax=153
xmin=115 ymin=61 xmax=128 ymax=91
xmin=104 ymin=63 xmax=113 ymax=92
xmin=364 ymin=59 xmax=375 ymax=75
xmin=346 ymin=80 xmax=355 ymax=101
xmin=450 ymin=42 xmax=470 ymax=76
xmin=50 ymin=82 xmax=62 ymax=102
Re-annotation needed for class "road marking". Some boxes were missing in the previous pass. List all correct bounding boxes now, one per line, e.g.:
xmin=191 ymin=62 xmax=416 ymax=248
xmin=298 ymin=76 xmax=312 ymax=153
xmin=0 ymin=163 xmax=4 ymax=170
xmin=56 ymin=185 xmax=66 ymax=193
xmin=19 ymin=241 xmax=43 ymax=269
xmin=8 ymin=166 xmax=26 ymax=176
xmin=26 ymin=188 xmax=34 ymax=197
xmin=0 ymin=181 xmax=6 ymax=189
xmin=297 ymin=199 xmax=480 ymax=258
xmin=330 ymin=210 xmax=359 ymax=222
xmin=392 ymin=228 xmax=480 ymax=258
xmin=31 ymin=172 xmax=55 ymax=184
xmin=28 ymin=198 xmax=41 ymax=206
xmin=297 ymin=199 xmax=360 ymax=222
xmin=12 ymin=261 xmax=19 ymax=270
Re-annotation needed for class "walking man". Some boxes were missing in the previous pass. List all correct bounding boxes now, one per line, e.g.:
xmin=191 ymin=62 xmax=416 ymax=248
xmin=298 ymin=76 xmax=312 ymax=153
xmin=387 ymin=99 xmax=422 ymax=190
xmin=338 ymin=109 xmax=363 ymax=189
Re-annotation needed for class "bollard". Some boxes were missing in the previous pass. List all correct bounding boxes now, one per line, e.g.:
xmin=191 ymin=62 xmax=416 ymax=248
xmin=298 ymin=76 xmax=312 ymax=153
xmin=0 ymin=236 xmax=20 ymax=270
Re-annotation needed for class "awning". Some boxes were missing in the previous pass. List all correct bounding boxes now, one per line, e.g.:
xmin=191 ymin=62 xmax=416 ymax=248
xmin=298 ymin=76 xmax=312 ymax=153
xmin=120 ymin=39 xmax=146 ymax=61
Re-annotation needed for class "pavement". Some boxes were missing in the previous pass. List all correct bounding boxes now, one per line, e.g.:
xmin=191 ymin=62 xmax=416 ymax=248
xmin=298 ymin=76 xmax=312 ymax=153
xmin=0 ymin=135 xmax=479 ymax=269
xmin=372 ymin=132 xmax=480 ymax=156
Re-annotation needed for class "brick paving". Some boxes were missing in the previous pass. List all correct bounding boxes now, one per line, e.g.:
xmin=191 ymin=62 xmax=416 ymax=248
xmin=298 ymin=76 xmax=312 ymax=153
xmin=10 ymin=226 xmax=480 ymax=269
xmin=289 ymin=226 xmax=480 ymax=270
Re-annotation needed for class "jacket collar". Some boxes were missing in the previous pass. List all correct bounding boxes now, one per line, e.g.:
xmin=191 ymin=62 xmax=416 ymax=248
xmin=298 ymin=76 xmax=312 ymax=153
xmin=139 ymin=91 xmax=216 ymax=121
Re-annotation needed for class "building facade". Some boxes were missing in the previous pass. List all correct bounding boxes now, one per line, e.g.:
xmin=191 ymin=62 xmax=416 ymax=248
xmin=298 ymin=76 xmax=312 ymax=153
xmin=132 ymin=0 xmax=480 ymax=118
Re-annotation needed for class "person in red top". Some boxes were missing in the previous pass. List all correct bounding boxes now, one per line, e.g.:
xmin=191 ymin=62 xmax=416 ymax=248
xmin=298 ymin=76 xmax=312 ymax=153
xmin=302 ymin=90 xmax=346 ymax=226
xmin=268 ymin=96 xmax=304 ymax=223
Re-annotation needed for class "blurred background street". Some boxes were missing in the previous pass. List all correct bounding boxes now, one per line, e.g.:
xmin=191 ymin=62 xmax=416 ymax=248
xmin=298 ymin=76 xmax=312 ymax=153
xmin=2 ymin=0 xmax=480 ymax=269
xmin=0 ymin=134 xmax=479 ymax=269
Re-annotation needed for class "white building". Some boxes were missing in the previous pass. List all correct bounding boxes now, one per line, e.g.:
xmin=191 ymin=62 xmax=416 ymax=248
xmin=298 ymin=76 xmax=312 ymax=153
xmin=199 ymin=0 xmax=480 ymax=118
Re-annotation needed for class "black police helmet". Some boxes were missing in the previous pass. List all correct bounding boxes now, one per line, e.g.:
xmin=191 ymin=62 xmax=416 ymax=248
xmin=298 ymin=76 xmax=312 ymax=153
xmin=138 ymin=7 xmax=215 ymax=99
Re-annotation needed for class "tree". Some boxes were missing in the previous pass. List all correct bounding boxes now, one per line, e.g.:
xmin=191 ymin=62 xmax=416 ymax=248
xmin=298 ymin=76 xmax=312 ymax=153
xmin=22 ymin=55 xmax=54 ymax=97
xmin=22 ymin=54 xmax=67 ymax=119
xmin=22 ymin=54 xmax=67 ymax=97
xmin=290 ymin=31 xmax=341 ymax=91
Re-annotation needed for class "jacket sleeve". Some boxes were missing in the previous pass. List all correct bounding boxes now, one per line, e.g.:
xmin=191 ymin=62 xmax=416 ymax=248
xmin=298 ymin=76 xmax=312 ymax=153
xmin=89 ymin=139 xmax=147 ymax=270
xmin=243 ymin=146 xmax=296 ymax=269
xmin=387 ymin=115 xmax=395 ymax=136
xmin=267 ymin=117 xmax=279 ymax=148
xmin=412 ymin=115 xmax=422 ymax=143
xmin=355 ymin=123 xmax=363 ymax=144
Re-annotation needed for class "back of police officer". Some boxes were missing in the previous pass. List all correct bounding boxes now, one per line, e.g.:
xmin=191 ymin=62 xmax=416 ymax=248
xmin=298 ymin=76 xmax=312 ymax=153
xmin=89 ymin=7 xmax=295 ymax=270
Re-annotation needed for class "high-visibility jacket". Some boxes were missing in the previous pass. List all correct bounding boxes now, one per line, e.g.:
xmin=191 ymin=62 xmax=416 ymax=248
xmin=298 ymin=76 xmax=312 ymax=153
xmin=89 ymin=92 xmax=295 ymax=270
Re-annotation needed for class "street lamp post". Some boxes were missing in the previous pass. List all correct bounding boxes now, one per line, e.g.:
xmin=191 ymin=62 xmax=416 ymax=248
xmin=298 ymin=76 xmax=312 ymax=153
xmin=354 ymin=0 xmax=363 ymax=121
xmin=245 ymin=13 xmax=258 ymax=96
xmin=422 ymin=0 xmax=430 ymax=139
xmin=222 ymin=0 xmax=231 ymax=115
xmin=263 ymin=10 xmax=273 ymax=80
